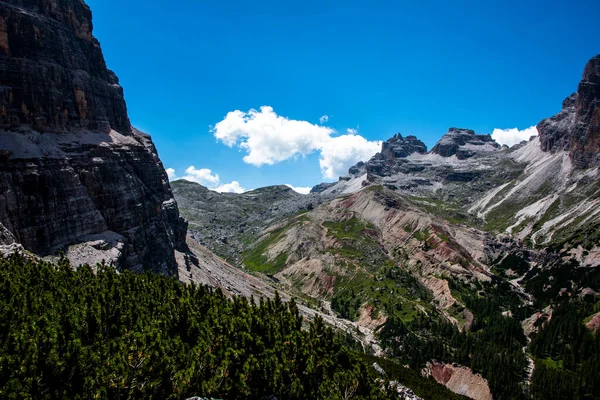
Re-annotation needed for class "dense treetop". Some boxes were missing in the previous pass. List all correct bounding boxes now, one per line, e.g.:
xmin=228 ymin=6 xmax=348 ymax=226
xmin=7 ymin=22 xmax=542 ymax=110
xmin=0 ymin=254 xmax=461 ymax=399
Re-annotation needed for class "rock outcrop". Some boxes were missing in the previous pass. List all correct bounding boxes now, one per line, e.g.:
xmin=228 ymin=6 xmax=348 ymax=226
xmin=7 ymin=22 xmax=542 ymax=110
xmin=0 ymin=0 xmax=187 ymax=275
xmin=346 ymin=133 xmax=428 ymax=180
xmin=431 ymin=128 xmax=500 ymax=159
xmin=0 ymin=0 xmax=131 ymax=134
xmin=310 ymin=181 xmax=336 ymax=194
xmin=425 ymin=362 xmax=493 ymax=400
xmin=538 ymin=54 xmax=600 ymax=168
xmin=380 ymin=133 xmax=428 ymax=159
xmin=366 ymin=134 xmax=427 ymax=175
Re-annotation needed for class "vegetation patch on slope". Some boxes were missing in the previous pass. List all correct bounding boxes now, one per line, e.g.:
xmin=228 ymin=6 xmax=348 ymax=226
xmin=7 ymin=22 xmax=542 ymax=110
xmin=529 ymin=300 xmax=600 ymax=400
xmin=332 ymin=264 xmax=433 ymax=324
xmin=382 ymin=277 xmax=532 ymax=400
xmin=241 ymin=220 xmax=297 ymax=274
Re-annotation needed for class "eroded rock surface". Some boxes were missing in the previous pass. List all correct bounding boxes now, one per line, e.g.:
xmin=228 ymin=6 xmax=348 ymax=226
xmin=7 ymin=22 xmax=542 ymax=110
xmin=424 ymin=362 xmax=493 ymax=400
xmin=0 ymin=0 xmax=130 ymax=133
xmin=538 ymin=54 xmax=600 ymax=168
xmin=361 ymin=134 xmax=428 ymax=178
xmin=0 ymin=0 xmax=187 ymax=274
xmin=431 ymin=128 xmax=500 ymax=159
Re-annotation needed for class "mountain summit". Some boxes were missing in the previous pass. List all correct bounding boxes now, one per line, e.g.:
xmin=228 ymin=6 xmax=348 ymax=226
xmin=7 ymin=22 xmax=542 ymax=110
xmin=430 ymin=128 xmax=500 ymax=159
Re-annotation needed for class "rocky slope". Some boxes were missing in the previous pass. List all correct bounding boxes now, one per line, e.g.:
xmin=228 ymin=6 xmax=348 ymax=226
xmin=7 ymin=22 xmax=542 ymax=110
xmin=0 ymin=0 xmax=187 ymax=274
xmin=172 ymin=180 xmax=324 ymax=265
xmin=424 ymin=363 xmax=492 ymax=400
xmin=175 ymin=54 xmax=600 ymax=400
xmin=321 ymin=55 xmax=600 ymax=259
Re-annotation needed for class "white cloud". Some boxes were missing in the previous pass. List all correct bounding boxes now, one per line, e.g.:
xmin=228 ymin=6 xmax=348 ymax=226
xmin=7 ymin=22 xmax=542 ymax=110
xmin=167 ymin=166 xmax=246 ymax=194
xmin=166 ymin=168 xmax=177 ymax=181
xmin=319 ymin=115 xmax=329 ymax=124
xmin=346 ymin=128 xmax=358 ymax=135
xmin=320 ymin=134 xmax=382 ymax=179
xmin=215 ymin=181 xmax=246 ymax=194
xmin=212 ymin=106 xmax=381 ymax=180
xmin=285 ymin=184 xmax=312 ymax=194
xmin=181 ymin=166 xmax=221 ymax=186
xmin=492 ymin=126 xmax=538 ymax=147
xmin=213 ymin=106 xmax=334 ymax=166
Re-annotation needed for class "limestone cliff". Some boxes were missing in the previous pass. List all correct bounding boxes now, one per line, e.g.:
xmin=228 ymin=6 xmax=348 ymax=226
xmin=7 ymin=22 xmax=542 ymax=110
xmin=0 ymin=0 xmax=187 ymax=275
xmin=538 ymin=54 xmax=600 ymax=168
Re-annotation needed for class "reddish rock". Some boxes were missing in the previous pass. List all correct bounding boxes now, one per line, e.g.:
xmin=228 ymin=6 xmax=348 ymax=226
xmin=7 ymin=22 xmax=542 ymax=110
xmin=586 ymin=312 xmax=600 ymax=333
xmin=426 ymin=362 xmax=493 ymax=400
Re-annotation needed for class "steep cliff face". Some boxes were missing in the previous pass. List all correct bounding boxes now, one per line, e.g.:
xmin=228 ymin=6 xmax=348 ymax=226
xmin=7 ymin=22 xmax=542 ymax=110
xmin=0 ymin=0 xmax=131 ymax=134
xmin=0 ymin=0 xmax=187 ymax=275
xmin=538 ymin=54 xmax=600 ymax=168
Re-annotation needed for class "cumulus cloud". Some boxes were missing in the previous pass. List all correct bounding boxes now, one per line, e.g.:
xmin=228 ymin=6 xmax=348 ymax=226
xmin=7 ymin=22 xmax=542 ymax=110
xmin=346 ymin=128 xmax=358 ymax=135
xmin=213 ymin=106 xmax=334 ymax=166
xmin=167 ymin=166 xmax=246 ymax=194
xmin=215 ymin=181 xmax=246 ymax=194
xmin=181 ymin=166 xmax=221 ymax=186
xmin=492 ymin=126 xmax=538 ymax=147
xmin=285 ymin=184 xmax=312 ymax=194
xmin=320 ymin=134 xmax=382 ymax=179
xmin=212 ymin=106 xmax=381 ymax=180
xmin=166 ymin=168 xmax=176 ymax=181
xmin=319 ymin=115 xmax=329 ymax=124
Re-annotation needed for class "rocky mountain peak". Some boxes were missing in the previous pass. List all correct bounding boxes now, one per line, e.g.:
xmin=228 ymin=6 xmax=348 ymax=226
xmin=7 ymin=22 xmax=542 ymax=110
xmin=430 ymin=127 xmax=500 ymax=159
xmin=538 ymin=54 xmax=600 ymax=168
xmin=0 ymin=0 xmax=131 ymax=134
xmin=382 ymin=133 xmax=428 ymax=157
xmin=347 ymin=133 xmax=427 ymax=178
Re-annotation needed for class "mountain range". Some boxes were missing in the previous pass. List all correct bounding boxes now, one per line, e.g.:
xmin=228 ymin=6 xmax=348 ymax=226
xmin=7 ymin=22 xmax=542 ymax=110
xmin=172 ymin=55 xmax=600 ymax=399
xmin=0 ymin=1 xmax=598 ymax=399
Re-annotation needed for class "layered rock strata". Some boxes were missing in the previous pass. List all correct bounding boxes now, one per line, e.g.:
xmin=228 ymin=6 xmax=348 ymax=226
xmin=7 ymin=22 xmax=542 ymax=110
xmin=0 ymin=0 xmax=187 ymax=275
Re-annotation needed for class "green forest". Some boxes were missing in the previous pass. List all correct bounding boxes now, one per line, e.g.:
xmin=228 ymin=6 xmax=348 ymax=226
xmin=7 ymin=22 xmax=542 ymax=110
xmin=0 ymin=254 xmax=462 ymax=399
xmin=529 ymin=300 xmax=600 ymax=400
xmin=380 ymin=290 xmax=529 ymax=400
xmin=380 ymin=276 xmax=600 ymax=400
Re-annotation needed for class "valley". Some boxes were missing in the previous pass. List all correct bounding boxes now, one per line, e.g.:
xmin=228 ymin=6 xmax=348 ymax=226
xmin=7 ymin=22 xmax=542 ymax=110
xmin=0 ymin=0 xmax=598 ymax=398
xmin=172 ymin=54 xmax=600 ymax=399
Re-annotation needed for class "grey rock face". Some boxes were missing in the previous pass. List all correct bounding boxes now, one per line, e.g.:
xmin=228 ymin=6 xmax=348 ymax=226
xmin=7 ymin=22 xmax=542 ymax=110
xmin=0 ymin=222 xmax=15 ymax=246
xmin=538 ymin=94 xmax=578 ymax=153
xmin=538 ymin=54 xmax=600 ymax=168
xmin=0 ymin=0 xmax=131 ymax=134
xmin=0 ymin=221 xmax=25 ymax=257
xmin=310 ymin=182 xmax=336 ymax=193
xmin=431 ymin=128 xmax=500 ymax=159
xmin=0 ymin=0 xmax=187 ymax=275
xmin=347 ymin=133 xmax=428 ymax=180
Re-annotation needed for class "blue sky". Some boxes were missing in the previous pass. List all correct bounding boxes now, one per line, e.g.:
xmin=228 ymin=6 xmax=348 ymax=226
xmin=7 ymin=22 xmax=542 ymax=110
xmin=87 ymin=0 xmax=599 ymax=193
